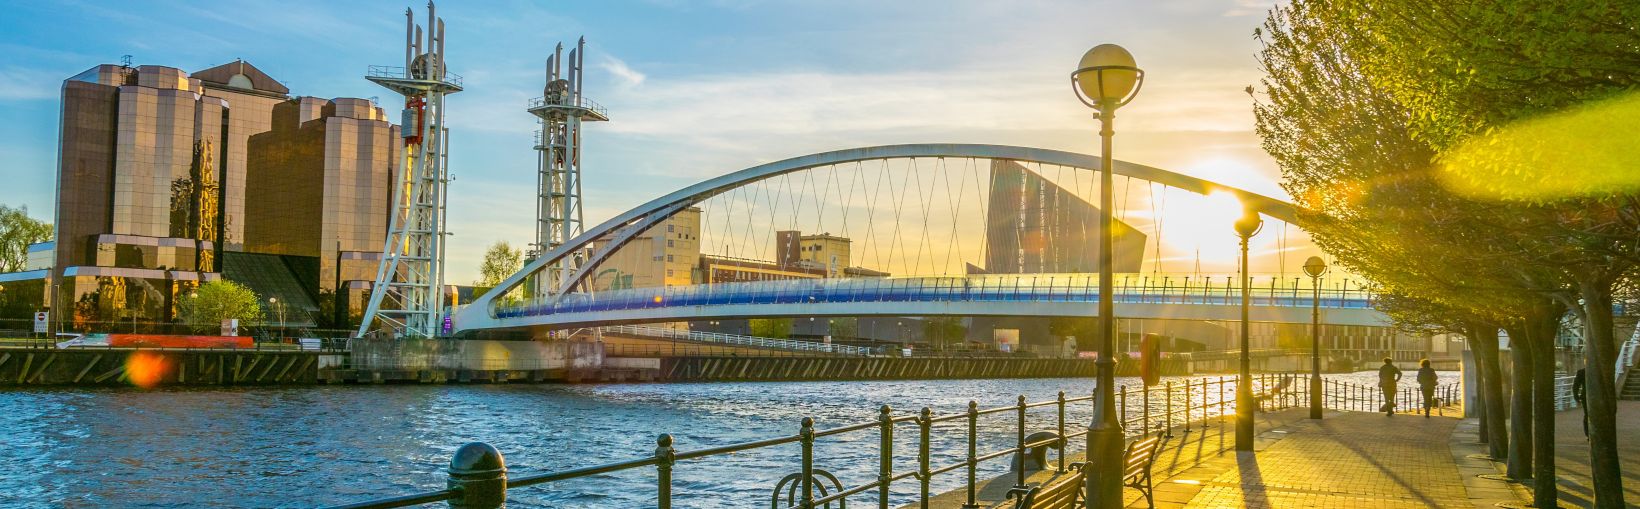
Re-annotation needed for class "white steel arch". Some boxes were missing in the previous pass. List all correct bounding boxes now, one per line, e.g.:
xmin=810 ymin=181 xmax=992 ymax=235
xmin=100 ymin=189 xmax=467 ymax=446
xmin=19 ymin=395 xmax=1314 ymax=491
xmin=456 ymin=143 xmax=1303 ymax=332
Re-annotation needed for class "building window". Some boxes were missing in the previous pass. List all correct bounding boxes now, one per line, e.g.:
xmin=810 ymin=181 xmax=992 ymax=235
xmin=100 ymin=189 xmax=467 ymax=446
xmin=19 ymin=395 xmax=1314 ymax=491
xmin=667 ymin=240 xmax=674 ymax=247
xmin=668 ymin=225 xmax=675 ymax=232
xmin=667 ymin=269 xmax=674 ymax=277
xmin=667 ymin=255 xmax=674 ymax=262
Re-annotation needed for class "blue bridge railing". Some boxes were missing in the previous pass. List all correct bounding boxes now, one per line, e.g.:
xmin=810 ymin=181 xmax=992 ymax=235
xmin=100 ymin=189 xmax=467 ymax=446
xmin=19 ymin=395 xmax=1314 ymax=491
xmin=494 ymin=273 xmax=1375 ymax=319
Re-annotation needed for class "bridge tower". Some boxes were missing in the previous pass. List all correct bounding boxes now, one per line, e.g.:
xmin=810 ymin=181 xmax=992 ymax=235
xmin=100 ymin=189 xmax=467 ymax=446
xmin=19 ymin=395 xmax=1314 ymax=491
xmin=528 ymin=37 xmax=608 ymax=295
xmin=357 ymin=2 xmax=463 ymax=338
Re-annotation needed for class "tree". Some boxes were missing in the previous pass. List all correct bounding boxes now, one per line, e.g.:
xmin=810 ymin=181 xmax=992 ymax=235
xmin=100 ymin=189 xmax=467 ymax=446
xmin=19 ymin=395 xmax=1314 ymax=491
xmin=1254 ymin=2 xmax=1640 ymax=505
xmin=0 ymin=204 xmax=51 ymax=273
xmin=749 ymin=318 xmax=792 ymax=339
xmin=476 ymin=241 xmax=523 ymax=287
xmin=922 ymin=317 xmax=966 ymax=351
xmin=178 ymin=280 xmax=265 ymax=333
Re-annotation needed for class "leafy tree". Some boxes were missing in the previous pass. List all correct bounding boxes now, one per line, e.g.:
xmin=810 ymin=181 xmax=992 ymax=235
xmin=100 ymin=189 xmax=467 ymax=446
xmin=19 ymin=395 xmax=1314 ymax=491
xmin=1305 ymin=2 xmax=1640 ymax=504
xmin=178 ymin=280 xmax=265 ymax=333
xmin=828 ymin=317 xmax=857 ymax=340
xmin=476 ymin=241 xmax=523 ymax=287
xmin=922 ymin=317 xmax=966 ymax=351
xmin=0 ymin=205 xmax=51 ymax=273
xmin=749 ymin=318 xmax=792 ymax=339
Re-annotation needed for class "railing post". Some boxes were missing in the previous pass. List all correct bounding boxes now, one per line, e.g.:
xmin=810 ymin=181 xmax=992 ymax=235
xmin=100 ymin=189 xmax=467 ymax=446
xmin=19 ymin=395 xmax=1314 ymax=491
xmin=1142 ymin=382 xmax=1151 ymax=435
xmin=964 ymin=401 xmax=978 ymax=508
xmin=1119 ymin=385 xmax=1128 ymax=426
xmin=1056 ymin=391 xmax=1067 ymax=473
xmin=1164 ymin=381 xmax=1174 ymax=437
xmin=447 ymin=442 xmax=507 ymax=509
xmin=1015 ymin=395 xmax=1028 ymax=488
xmin=919 ymin=407 xmax=932 ymax=508
xmin=800 ymin=418 xmax=816 ymax=509
xmin=655 ymin=434 xmax=675 ymax=509
xmin=880 ymin=405 xmax=894 ymax=509
xmin=1183 ymin=379 xmax=1192 ymax=433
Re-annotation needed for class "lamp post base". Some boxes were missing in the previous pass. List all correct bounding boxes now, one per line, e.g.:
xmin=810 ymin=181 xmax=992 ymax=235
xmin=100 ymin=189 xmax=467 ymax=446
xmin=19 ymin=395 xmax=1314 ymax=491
xmin=1310 ymin=372 xmax=1324 ymax=419
xmin=1235 ymin=377 xmax=1254 ymax=451
xmin=1084 ymin=422 xmax=1125 ymax=508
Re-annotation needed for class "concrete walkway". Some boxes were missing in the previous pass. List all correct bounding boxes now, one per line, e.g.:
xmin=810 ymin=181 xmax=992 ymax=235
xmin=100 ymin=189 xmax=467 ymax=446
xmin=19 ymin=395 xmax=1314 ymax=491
xmin=922 ymin=406 xmax=1536 ymax=508
xmin=1166 ymin=411 xmax=1523 ymax=508
xmin=1538 ymin=400 xmax=1640 ymax=507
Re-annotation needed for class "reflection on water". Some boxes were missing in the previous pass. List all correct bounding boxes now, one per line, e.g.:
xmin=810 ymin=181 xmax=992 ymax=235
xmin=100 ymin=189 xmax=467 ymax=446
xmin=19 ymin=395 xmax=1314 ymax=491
xmin=0 ymin=371 xmax=1457 ymax=508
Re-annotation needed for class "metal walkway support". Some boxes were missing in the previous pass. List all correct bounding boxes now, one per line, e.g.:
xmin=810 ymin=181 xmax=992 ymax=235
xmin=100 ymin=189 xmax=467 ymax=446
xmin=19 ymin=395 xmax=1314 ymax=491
xmin=528 ymin=37 xmax=608 ymax=298
xmin=358 ymin=3 xmax=464 ymax=338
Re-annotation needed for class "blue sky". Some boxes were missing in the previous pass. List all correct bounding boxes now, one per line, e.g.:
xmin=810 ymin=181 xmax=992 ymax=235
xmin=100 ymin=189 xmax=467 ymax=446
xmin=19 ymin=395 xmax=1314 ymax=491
xmin=0 ymin=0 xmax=1307 ymax=282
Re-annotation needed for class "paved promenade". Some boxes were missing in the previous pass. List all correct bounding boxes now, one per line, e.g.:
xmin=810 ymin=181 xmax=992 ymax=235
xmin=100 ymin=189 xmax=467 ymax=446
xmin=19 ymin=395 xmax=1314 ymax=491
xmin=923 ymin=406 xmax=1535 ymax=508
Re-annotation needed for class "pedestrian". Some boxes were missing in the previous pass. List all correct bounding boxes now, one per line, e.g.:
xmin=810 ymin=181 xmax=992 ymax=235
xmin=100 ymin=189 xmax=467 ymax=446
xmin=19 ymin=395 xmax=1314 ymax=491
xmin=1573 ymin=367 xmax=1588 ymax=438
xmin=1378 ymin=357 xmax=1402 ymax=416
xmin=1416 ymin=359 xmax=1438 ymax=417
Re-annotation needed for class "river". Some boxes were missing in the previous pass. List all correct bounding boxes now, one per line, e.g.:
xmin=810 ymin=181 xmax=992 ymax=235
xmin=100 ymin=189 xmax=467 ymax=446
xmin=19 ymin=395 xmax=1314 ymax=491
xmin=0 ymin=371 xmax=1458 ymax=508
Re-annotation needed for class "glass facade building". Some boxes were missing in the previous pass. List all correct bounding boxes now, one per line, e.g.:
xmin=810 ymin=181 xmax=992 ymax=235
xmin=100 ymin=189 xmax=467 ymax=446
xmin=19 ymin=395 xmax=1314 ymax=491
xmin=36 ymin=61 xmax=400 ymax=330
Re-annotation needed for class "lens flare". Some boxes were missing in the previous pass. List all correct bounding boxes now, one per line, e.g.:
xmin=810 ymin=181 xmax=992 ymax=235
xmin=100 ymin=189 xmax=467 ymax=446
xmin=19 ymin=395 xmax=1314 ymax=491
xmin=125 ymin=352 xmax=171 ymax=389
xmin=1438 ymin=91 xmax=1640 ymax=201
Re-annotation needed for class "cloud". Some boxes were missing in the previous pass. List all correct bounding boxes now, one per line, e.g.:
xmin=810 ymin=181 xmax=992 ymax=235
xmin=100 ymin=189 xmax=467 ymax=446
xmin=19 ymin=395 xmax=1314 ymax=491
xmin=0 ymin=67 xmax=63 ymax=100
xmin=1223 ymin=0 xmax=1279 ymax=17
xmin=598 ymin=53 xmax=646 ymax=88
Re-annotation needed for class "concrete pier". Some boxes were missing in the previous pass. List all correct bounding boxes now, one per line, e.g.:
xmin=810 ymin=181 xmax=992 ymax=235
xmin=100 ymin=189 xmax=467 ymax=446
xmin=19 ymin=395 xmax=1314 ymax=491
xmin=0 ymin=347 xmax=330 ymax=386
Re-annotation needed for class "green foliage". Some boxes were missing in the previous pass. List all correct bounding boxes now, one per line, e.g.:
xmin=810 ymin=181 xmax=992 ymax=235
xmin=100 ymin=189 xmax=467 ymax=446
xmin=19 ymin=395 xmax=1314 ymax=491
xmin=477 ymin=241 xmax=523 ymax=287
xmin=1049 ymin=316 xmax=1099 ymax=350
xmin=0 ymin=205 xmax=51 ymax=273
xmin=749 ymin=318 xmax=792 ymax=339
xmin=177 ymin=280 xmax=265 ymax=332
xmin=922 ymin=317 xmax=966 ymax=349
xmin=828 ymin=317 xmax=857 ymax=339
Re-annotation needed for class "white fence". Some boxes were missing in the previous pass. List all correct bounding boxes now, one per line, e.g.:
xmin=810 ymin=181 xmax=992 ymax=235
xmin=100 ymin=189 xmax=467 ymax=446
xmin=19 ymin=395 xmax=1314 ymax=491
xmin=600 ymin=324 xmax=874 ymax=356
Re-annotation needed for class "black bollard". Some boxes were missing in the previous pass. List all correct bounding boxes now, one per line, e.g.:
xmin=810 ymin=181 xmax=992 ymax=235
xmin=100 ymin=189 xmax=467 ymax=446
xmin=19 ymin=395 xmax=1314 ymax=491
xmin=448 ymin=442 xmax=507 ymax=508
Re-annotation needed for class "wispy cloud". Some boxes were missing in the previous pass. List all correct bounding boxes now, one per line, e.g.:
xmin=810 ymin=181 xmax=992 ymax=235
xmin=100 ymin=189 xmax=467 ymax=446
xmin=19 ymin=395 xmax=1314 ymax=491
xmin=598 ymin=53 xmax=646 ymax=88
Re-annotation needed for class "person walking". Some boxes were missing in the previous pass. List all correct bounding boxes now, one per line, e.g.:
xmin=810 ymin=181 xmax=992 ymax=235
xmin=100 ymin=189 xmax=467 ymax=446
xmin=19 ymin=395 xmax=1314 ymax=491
xmin=1573 ymin=367 xmax=1588 ymax=438
xmin=1416 ymin=359 xmax=1438 ymax=417
xmin=1378 ymin=357 xmax=1403 ymax=416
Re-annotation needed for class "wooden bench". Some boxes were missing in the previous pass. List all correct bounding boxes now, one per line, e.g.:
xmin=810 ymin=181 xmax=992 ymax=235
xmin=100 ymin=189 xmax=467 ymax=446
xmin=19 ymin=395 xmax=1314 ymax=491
xmin=1005 ymin=433 xmax=1168 ymax=509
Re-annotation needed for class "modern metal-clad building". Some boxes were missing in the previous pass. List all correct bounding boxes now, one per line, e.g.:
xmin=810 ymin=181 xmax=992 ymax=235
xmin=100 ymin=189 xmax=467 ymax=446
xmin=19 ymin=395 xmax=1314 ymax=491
xmin=32 ymin=60 xmax=400 ymax=330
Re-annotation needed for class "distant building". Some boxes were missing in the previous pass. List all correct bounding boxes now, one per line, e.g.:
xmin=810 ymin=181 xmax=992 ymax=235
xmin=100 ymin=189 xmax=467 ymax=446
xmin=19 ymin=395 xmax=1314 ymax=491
xmin=8 ymin=60 xmax=399 ymax=329
xmin=984 ymin=159 xmax=1146 ymax=274
xmin=588 ymin=207 xmax=701 ymax=291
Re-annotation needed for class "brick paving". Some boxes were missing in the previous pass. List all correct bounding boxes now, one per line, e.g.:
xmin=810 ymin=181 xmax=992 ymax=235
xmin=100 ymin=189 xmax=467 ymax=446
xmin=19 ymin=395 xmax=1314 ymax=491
xmin=1538 ymin=400 xmax=1640 ymax=507
xmin=1169 ymin=410 xmax=1533 ymax=509
xmin=921 ymin=407 xmax=1537 ymax=509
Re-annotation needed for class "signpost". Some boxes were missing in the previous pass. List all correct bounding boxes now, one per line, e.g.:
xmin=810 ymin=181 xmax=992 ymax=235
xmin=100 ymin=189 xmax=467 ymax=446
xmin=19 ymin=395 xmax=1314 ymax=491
xmin=221 ymin=318 xmax=239 ymax=337
xmin=33 ymin=311 xmax=48 ymax=334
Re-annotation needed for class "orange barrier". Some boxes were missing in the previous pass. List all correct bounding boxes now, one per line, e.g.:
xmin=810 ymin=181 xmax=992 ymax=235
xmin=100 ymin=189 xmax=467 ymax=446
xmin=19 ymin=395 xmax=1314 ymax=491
xmin=108 ymin=334 xmax=253 ymax=349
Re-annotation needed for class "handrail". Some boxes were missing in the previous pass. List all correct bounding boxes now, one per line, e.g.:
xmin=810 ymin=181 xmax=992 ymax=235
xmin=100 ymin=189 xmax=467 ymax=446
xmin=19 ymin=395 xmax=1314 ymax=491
xmin=601 ymin=324 xmax=873 ymax=356
xmin=322 ymin=374 xmax=1450 ymax=508
xmin=494 ymin=272 xmax=1378 ymax=319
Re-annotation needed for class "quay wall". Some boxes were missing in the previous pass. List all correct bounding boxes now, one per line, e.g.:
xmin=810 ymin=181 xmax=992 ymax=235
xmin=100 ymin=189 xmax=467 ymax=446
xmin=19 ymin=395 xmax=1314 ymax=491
xmin=0 ymin=348 xmax=329 ymax=386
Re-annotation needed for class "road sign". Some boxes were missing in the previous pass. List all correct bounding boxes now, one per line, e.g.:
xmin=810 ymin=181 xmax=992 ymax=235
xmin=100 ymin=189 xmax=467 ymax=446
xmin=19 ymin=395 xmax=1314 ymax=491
xmin=221 ymin=318 xmax=239 ymax=336
xmin=33 ymin=312 xmax=48 ymax=333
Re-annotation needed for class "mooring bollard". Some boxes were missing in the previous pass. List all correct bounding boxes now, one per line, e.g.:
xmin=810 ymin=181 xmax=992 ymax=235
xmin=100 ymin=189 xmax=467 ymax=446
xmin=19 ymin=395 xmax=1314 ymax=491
xmin=448 ymin=442 xmax=507 ymax=509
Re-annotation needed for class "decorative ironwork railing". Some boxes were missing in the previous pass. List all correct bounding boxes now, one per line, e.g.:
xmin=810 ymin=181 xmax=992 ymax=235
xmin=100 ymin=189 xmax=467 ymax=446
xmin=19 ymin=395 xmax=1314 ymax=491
xmin=322 ymin=375 xmax=1456 ymax=508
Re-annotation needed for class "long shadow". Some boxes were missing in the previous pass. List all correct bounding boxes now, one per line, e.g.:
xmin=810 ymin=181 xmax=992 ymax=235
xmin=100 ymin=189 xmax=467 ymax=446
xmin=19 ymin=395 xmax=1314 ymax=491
xmin=1328 ymin=418 xmax=1447 ymax=507
xmin=1234 ymin=450 xmax=1268 ymax=507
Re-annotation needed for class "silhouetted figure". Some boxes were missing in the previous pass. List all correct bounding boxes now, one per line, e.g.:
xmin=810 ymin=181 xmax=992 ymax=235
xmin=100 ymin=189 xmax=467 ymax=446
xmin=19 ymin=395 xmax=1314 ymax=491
xmin=1573 ymin=367 xmax=1588 ymax=438
xmin=1378 ymin=357 xmax=1402 ymax=416
xmin=1416 ymin=359 xmax=1438 ymax=417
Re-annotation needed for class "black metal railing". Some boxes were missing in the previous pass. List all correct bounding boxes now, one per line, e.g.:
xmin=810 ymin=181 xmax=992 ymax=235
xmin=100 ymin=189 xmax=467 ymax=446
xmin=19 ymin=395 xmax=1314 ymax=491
xmin=324 ymin=373 xmax=1435 ymax=509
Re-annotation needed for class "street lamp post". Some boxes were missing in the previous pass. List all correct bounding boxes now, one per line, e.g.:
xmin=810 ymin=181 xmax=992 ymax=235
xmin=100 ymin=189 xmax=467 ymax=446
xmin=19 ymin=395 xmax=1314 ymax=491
xmin=1233 ymin=208 xmax=1264 ymax=451
xmin=1303 ymin=256 xmax=1328 ymax=419
xmin=1071 ymin=43 xmax=1144 ymax=509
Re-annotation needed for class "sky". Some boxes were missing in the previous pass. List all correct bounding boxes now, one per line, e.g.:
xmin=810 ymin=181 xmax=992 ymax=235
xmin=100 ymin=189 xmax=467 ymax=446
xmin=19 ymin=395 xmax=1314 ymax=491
xmin=0 ymin=0 xmax=1334 ymax=284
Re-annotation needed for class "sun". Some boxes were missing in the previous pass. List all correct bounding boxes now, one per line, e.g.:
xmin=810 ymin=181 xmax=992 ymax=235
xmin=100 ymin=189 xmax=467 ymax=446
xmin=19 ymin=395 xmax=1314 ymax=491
xmin=1157 ymin=190 xmax=1244 ymax=267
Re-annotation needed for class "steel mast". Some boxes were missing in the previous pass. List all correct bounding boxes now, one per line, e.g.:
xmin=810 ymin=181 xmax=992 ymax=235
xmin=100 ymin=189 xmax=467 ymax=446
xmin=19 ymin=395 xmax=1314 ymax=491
xmin=528 ymin=36 xmax=607 ymax=295
xmin=358 ymin=2 xmax=463 ymax=338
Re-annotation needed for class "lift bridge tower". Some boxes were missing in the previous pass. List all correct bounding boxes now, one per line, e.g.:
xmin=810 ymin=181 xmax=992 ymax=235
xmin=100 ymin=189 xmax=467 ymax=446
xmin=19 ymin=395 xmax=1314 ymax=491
xmin=528 ymin=37 xmax=607 ymax=295
xmin=358 ymin=2 xmax=463 ymax=338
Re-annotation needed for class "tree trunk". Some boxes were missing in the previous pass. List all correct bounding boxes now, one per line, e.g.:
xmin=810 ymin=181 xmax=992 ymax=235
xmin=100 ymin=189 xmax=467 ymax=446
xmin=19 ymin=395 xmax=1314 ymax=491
xmin=1528 ymin=308 xmax=1559 ymax=508
xmin=1503 ymin=324 xmax=1534 ymax=480
xmin=1469 ymin=324 xmax=1509 ymax=459
xmin=1578 ymin=280 xmax=1623 ymax=508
